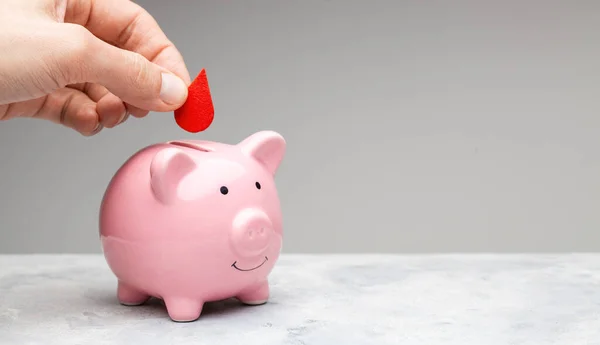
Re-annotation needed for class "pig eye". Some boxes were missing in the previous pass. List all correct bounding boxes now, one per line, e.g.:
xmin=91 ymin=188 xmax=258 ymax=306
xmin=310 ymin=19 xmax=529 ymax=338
xmin=255 ymin=182 xmax=261 ymax=190
xmin=220 ymin=186 xmax=229 ymax=195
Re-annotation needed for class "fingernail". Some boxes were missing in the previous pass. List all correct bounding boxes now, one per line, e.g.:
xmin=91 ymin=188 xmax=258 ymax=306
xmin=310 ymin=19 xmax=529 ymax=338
xmin=86 ymin=123 xmax=103 ymax=136
xmin=118 ymin=109 xmax=128 ymax=124
xmin=160 ymin=73 xmax=187 ymax=105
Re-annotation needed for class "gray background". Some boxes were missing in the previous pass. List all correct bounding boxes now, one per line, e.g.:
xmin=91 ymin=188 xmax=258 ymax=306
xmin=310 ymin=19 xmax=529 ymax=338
xmin=1 ymin=0 xmax=599 ymax=254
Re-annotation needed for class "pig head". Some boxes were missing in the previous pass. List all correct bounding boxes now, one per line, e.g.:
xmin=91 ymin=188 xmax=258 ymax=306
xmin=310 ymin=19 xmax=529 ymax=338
xmin=147 ymin=130 xmax=286 ymax=267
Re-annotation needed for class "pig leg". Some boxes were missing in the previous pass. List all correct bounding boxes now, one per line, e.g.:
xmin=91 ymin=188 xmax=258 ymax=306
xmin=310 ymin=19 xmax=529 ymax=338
xmin=163 ymin=297 xmax=204 ymax=322
xmin=117 ymin=281 xmax=150 ymax=306
xmin=236 ymin=280 xmax=269 ymax=305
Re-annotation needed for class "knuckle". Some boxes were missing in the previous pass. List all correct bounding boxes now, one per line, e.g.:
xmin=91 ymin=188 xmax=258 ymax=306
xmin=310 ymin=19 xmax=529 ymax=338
xmin=116 ymin=9 xmax=145 ymax=47
xmin=63 ymin=25 xmax=93 ymax=58
xmin=125 ymin=53 xmax=152 ymax=88
xmin=78 ymin=112 xmax=101 ymax=136
xmin=64 ymin=102 xmax=101 ymax=136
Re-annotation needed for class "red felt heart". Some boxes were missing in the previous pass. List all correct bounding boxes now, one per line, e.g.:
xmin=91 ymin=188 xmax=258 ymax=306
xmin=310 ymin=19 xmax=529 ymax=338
xmin=174 ymin=69 xmax=214 ymax=133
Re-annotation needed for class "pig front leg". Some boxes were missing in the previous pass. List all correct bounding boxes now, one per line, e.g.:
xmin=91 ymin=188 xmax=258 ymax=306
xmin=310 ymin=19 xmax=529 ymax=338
xmin=163 ymin=297 xmax=204 ymax=322
xmin=117 ymin=281 xmax=150 ymax=306
xmin=236 ymin=280 xmax=270 ymax=305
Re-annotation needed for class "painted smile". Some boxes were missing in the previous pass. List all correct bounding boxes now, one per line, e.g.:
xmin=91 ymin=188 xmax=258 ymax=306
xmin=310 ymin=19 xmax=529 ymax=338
xmin=231 ymin=256 xmax=268 ymax=271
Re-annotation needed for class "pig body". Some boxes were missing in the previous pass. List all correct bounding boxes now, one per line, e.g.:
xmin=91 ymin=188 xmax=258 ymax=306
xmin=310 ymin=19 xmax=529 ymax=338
xmin=99 ymin=131 xmax=286 ymax=322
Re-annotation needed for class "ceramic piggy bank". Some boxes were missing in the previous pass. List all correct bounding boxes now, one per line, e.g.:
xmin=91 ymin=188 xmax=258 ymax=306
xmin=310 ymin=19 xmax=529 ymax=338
xmin=99 ymin=131 xmax=286 ymax=322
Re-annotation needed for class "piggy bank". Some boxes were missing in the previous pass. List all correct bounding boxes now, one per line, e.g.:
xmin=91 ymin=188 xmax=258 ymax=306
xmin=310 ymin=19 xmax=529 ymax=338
xmin=99 ymin=130 xmax=286 ymax=322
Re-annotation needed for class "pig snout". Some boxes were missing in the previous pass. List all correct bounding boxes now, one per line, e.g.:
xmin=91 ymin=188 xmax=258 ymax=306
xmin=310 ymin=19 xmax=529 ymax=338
xmin=231 ymin=208 xmax=273 ymax=257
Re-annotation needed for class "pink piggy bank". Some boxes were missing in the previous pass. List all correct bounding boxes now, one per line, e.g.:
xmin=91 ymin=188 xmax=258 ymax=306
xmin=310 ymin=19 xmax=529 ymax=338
xmin=99 ymin=131 xmax=286 ymax=322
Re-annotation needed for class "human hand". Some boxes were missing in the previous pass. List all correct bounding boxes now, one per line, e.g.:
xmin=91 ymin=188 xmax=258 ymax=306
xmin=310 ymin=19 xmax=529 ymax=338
xmin=0 ymin=0 xmax=191 ymax=136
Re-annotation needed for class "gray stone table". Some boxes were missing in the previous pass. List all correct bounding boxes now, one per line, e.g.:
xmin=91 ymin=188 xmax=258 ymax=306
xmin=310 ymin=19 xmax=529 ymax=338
xmin=1 ymin=254 xmax=600 ymax=344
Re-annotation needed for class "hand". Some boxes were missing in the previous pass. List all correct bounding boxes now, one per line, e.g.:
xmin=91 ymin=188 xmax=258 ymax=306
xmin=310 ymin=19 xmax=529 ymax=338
xmin=0 ymin=0 xmax=191 ymax=136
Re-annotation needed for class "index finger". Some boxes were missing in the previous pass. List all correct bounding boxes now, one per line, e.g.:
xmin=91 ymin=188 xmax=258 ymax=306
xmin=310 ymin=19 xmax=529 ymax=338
xmin=63 ymin=0 xmax=191 ymax=84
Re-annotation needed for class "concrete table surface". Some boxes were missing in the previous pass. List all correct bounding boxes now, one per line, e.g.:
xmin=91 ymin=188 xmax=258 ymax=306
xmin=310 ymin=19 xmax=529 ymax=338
xmin=1 ymin=254 xmax=600 ymax=344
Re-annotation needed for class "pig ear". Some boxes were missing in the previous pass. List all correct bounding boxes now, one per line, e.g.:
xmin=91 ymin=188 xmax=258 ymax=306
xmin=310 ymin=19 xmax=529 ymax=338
xmin=150 ymin=147 xmax=197 ymax=204
xmin=238 ymin=131 xmax=286 ymax=175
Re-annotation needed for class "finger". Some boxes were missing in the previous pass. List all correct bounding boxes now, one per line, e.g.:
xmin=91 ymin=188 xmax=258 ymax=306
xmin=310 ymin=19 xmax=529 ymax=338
xmin=79 ymin=83 xmax=147 ymax=121
xmin=96 ymin=93 xmax=127 ymax=128
xmin=69 ymin=82 xmax=147 ymax=121
xmin=64 ymin=0 xmax=191 ymax=85
xmin=51 ymin=24 xmax=188 ymax=112
xmin=1 ymin=88 xmax=102 ymax=136
xmin=39 ymin=88 xmax=102 ymax=136
xmin=68 ymin=83 xmax=128 ymax=127
xmin=68 ymin=82 xmax=109 ymax=101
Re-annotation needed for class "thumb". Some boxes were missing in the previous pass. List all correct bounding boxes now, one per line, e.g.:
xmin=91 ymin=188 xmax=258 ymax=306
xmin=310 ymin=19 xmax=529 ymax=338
xmin=55 ymin=25 xmax=188 ymax=112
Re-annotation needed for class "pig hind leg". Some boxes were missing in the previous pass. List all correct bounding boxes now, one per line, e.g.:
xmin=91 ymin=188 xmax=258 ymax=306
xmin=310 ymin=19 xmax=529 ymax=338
xmin=236 ymin=280 xmax=269 ymax=305
xmin=117 ymin=281 xmax=150 ymax=306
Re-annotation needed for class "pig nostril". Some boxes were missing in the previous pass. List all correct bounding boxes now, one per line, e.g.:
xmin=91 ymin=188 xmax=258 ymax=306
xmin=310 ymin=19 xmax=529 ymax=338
xmin=248 ymin=227 xmax=268 ymax=240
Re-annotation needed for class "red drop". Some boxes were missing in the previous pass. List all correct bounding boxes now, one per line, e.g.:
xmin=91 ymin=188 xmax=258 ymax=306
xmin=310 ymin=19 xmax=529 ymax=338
xmin=174 ymin=69 xmax=214 ymax=133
